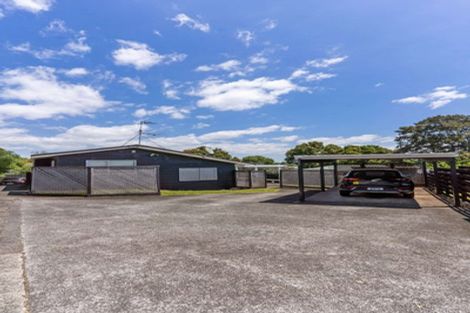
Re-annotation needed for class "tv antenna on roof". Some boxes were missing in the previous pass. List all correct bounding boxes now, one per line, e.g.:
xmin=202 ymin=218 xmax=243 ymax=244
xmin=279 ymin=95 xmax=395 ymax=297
xmin=138 ymin=120 xmax=154 ymax=145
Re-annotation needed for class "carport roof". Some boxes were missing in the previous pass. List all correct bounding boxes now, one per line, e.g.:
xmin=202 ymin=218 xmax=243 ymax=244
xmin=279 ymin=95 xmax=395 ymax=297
xmin=294 ymin=152 xmax=458 ymax=162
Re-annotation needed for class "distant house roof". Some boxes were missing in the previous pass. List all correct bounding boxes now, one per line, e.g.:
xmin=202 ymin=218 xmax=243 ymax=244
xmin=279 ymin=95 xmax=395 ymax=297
xmin=294 ymin=152 xmax=458 ymax=162
xmin=31 ymin=144 xmax=243 ymax=165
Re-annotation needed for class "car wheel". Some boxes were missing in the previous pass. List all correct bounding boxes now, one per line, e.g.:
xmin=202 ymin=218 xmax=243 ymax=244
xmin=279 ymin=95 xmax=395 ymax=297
xmin=340 ymin=191 xmax=351 ymax=197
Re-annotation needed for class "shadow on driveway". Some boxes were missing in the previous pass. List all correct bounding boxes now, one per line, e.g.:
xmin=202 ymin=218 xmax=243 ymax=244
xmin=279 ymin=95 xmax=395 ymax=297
xmin=263 ymin=187 xmax=422 ymax=209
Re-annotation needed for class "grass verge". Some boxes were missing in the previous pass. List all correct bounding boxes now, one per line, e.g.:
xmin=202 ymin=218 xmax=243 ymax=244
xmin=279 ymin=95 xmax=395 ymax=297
xmin=161 ymin=188 xmax=280 ymax=197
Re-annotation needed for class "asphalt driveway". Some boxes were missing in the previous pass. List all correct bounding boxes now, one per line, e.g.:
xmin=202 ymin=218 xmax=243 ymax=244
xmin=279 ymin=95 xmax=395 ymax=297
xmin=5 ymin=190 xmax=470 ymax=313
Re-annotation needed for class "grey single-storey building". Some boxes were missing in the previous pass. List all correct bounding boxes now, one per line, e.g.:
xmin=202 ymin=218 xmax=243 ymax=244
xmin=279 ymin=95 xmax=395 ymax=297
xmin=31 ymin=145 xmax=241 ymax=190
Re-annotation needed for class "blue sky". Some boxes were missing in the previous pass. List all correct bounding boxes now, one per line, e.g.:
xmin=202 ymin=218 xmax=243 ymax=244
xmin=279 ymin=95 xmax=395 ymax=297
xmin=0 ymin=0 xmax=469 ymax=160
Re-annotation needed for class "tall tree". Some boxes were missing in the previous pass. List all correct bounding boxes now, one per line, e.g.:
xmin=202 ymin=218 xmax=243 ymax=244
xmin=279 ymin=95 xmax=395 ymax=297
xmin=359 ymin=145 xmax=392 ymax=154
xmin=285 ymin=142 xmax=393 ymax=164
xmin=242 ymin=155 xmax=275 ymax=164
xmin=323 ymin=144 xmax=343 ymax=154
xmin=183 ymin=146 xmax=212 ymax=156
xmin=183 ymin=146 xmax=235 ymax=160
xmin=0 ymin=148 xmax=31 ymax=175
xmin=343 ymin=145 xmax=362 ymax=155
xmin=285 ymin=141 xmax=325 ymax=163
xmin=395 ymin=115 xmax=470 ymax=153
xmin=212 ymin=148 xmax=233 ymax=160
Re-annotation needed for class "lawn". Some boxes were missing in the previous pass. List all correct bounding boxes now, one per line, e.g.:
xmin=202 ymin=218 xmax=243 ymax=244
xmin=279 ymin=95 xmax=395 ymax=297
xmin=160 ymin=188 xmax=280 ymax=196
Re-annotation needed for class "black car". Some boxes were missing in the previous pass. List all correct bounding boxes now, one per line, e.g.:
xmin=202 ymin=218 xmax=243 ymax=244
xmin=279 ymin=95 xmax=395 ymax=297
xmin=339 ymin=168 xmax=414 ymax=198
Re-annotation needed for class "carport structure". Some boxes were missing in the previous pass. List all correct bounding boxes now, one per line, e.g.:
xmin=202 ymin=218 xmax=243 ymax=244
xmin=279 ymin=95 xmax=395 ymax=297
xmin=295 ymin=153 xmax=460 ymax=205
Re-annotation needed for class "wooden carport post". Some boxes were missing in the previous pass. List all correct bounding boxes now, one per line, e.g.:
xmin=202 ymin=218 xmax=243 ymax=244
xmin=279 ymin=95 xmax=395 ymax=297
xmin=449 ymin=158 xmax=460 ymax=207
xmin=86 ymin=167 xmax=92 ymax=196
xmin=319 ymin=161 xmax=326 ymax=191
xmin=333 ymin=161 xmax=339 ymax=186
xmin=421 ymin=161 xmax=428 ymax=187
xmin=432 ymin=162 xmax=441 ymax=194
xmin=298 ymin=160 xmax=305 ymax=201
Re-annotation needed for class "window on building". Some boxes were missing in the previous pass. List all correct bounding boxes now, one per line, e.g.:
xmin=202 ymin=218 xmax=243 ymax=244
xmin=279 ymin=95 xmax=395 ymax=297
xmin=85 ymin=160 xmax=137 ymax=167
xmin=179 ymin=167 xmax=218 ymax=182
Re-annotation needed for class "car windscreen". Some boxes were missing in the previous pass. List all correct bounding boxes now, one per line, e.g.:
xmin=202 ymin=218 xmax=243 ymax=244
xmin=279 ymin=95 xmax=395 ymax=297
xmin=349 ymin=171 xmax=400 ymax=180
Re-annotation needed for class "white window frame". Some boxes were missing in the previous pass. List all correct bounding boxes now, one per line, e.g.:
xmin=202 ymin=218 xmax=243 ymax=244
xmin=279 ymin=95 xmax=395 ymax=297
xmin=179 ymin=167 xmax=218 ymax=182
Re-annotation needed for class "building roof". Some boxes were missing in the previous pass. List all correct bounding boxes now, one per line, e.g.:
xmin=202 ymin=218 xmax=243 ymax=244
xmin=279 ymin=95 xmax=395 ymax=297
xmin=31 ymin=144 xmax=243 ymax=165
xmin=295 ymin=152 xmax=458 ymax=162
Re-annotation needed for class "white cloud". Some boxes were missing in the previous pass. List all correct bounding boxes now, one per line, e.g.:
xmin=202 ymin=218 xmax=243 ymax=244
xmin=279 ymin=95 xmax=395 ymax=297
xmin=63 ymin=33 xmax=91 ymax=54
xmin=249 ymin=53 xmax=268 ymax=65
xmin=262 ymin=19 xmax=277 ymax=30
xmin=0 ymin=66 xmax=112 ymax=121
xmin=305 ymin=72 xmax=336 ymax=81
xmin=9 ymin=32 xmax=91 ymax=59
xmin=0 ymin=8 xmax=4 ymax=18
xmin=190 ymin=77 xmax=303 ymax=111
xmin=134 ymin=105 xmax=190 ymax=119
xmin=394 ymin=96 xmax=426 ymax=104
xmin=0 ymin=124 xmax=142 ymax=154
xmin=112 ymin=40 xmax=186 ymax=70
xmin=290 ymin=68 xmax=336 ymax=82
xmin=153 ymin=30 xmax=162 ymax=37
xmin=375 ymin=82 xmax=384 ymax=88
xmin=196 ymin=56 xmax=268 ymax=77
xmin=40 ymin=19 xmax=70 ymax=35
xmin=289 ymin=69 xmax=309 ymax=80
xmin=212 ymin=141 xmax=290 ymax=158
xmin=301 ymin=134 xmax=395 ymax=147
xmin=198 ymin=125 xmax=295 ymax=141
xmin=1 ymin=123 xmax=300 ymax=160
xmin=307 ymin=56 xmax=348 ymax=68
xmin=274 ymin=135 xmax=299 ymax=142
xmin=171 ymin=13 xmax=210 ymax=32
xmin=236 ymin=30 xmax=255 ymax=47
xmin=195 ymin=59 xmax=241 ymax=72
xmin=196 ymin=114 xmax=214 ymax=120
xmin=63 ymin=67 xmax=88 ymax=77
xmin=119 ymin=77 xmax=147 ymax=94
xmin=162 ymin=80 xmax=182 ymax=100
xmin=2 ymin=0 xmax=53 ymax=14
xmin=193 ymin=122 xmax=210 ymax=129
xmin=392 ymin=86 xmax=467 ymax=109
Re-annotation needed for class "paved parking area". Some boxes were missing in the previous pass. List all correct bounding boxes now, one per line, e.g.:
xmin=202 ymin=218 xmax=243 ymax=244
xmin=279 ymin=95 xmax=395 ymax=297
xmin=3 ymin=190 xmax=470 ymax=313
xmin=0 ymin=196 xmax=25 ymax=313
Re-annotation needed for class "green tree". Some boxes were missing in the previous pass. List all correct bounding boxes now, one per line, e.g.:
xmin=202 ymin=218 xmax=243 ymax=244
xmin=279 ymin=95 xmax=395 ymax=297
xmin=212 ymin=148 xmax=233 ymax=160
xmin=285 ymin=141 xmax=325 ymax=163
xmin=359 ymin=145 xmax=392 ymax=154
xmin=183 ymin=146 xmax=235 ymax=161
xmin=395 ymin=115 xmax=470 ymax=153
xmin=343 ymin=145 xmax=362 ymax=155
xmin=242 ymin=155 xmax=275 ymax=164
xmin=0 ymin=148 xmax=31 ymax=175
xmin=323 ymin=144 xmax=343 ymax=154
xmin=284 ymin=142 xmax=394 ymax=165
xmin=183 ymin=146 xmax=212 ymax=156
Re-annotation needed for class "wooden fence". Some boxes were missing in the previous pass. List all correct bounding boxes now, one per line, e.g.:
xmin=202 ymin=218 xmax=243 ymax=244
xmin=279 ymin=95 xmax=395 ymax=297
xmin=32 ymin=166 xmax=160 ymax=196
xmin=426 ymin=166 xmax=470 ymax=209
xmin=235 ymin=170 xmax=267 ymax=188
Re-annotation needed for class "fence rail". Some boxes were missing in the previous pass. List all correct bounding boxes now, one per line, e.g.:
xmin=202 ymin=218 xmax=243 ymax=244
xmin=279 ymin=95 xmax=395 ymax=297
xmin=427 ymin=167 xmax=470 ymax=208
xmin=32 ymin=166 xmax=160 ymax=196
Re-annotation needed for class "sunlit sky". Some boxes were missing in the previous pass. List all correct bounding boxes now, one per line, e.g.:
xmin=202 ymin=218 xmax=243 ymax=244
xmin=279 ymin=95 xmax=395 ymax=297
xmin=1 ymin=0 xmax=469 ymax=160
